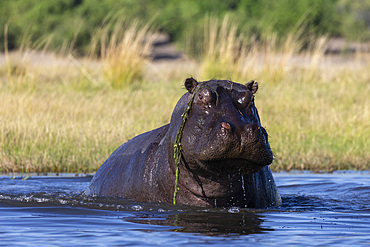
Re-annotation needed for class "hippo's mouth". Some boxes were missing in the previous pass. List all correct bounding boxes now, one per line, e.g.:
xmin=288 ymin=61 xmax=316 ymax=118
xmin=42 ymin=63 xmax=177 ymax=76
xmin=196 ymin=126 xmax=273 ymax=175
xmin=203 ymin=157 xmax=269 ymax=174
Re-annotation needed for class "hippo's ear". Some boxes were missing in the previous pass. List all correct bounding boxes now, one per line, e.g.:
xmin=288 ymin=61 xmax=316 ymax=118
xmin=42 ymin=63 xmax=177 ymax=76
xmin=246 ymin=80 xmax=258 ymax=94
xmin=185 ymin=77 xmax=198 ymax=94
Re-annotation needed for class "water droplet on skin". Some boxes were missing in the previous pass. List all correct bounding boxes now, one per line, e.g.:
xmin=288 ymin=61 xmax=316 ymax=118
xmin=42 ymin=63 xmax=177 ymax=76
xmin=228 ymin=207 xmax=240 ymax=213
xmin=241 ymin=175 xmax=246 ymax=197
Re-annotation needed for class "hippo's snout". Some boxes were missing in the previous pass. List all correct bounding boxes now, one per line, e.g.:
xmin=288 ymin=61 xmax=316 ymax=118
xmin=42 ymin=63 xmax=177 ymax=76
xmin=220 ymin=120 xmax=265 ymax=144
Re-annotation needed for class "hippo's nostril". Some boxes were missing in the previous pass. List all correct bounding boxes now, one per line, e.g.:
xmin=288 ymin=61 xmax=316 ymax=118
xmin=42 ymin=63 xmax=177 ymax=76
xmin=221 ymin=122 xmax=232 ymax=130
xmin=244 ymin=123 xmax=262 ymax=141
xmin=246 ymin=123 xmax=259 ymax=131
xmin=220 ymin=122 xmax=233 ymax=135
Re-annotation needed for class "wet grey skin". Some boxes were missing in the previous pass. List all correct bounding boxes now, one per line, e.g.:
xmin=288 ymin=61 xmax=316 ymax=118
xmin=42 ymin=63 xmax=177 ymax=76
xmin=85 ymin=78 xmax=281 ymax=208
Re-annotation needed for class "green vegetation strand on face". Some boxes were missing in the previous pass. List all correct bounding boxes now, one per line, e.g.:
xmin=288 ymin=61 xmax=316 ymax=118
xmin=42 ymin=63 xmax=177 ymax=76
xmin=172 ymin=94 xmax=194 ymax=205
xmin=172 ymin=81 xmax=209 ymax=205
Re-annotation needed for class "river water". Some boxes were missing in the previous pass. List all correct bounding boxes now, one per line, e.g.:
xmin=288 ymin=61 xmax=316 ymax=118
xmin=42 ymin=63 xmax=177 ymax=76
xmin=0 ymin=171 xmax=369 ymax=246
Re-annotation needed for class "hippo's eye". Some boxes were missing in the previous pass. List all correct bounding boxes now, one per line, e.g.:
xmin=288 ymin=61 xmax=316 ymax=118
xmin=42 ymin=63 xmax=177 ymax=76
xmin=237 ymin=97 xmax=245 ymax=105
xmin=234 ymin=91 xmax=256 ymax=117
xmin=195 ymin=88 xmax=214 ymax=105
xmin=234 ymin=91 xmax=251 ymax=109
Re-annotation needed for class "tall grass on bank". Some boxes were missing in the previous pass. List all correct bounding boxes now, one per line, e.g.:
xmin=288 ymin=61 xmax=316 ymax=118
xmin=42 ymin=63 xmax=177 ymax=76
xmin=258 ymin=68 xmax=369 ymax=171
xmin=2 ymin=19 xmax=156 ymax=91
xmin=200 ymin=16 xmax=245 ymax=81
xmin=0 ymin=18 xmax=369 ymax=173
xmin=0 ymin=66 xmax=368 ymax=173
xmin=0 ymin=84 xmax=183 ymax=174
xmin=3 ymin=24 xmax=36 ymax=90
xmin=199 ymin=16 xmax=328 ymax=84
xmin=89 ymin=18 xmax=155 ymax=89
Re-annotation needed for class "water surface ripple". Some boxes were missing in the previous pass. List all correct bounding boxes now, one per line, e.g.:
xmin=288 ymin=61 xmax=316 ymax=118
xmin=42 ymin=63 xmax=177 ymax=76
xmin=0 ymin=172 xmax=369 ymax=246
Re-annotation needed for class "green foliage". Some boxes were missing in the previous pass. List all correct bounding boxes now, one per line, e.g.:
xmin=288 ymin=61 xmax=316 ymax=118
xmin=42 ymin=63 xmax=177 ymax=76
xmin=1 ymin=0 xmax=369 ymax=54
xmin=0 ymin=0 xmax=137 ymax=54
xmin=337 ymin=0 xmax=370 ymax=41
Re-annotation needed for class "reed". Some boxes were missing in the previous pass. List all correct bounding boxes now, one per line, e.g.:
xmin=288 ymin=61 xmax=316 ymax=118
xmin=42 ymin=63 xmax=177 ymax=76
xmin=199 ymin=16 xmax=328 ymax=84
xmin=89 ymin=18 xmax=155 ymax=89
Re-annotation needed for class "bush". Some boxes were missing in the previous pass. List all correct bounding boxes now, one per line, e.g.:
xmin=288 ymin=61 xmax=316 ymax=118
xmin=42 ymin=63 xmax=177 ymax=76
xmin=337 ymin=0 xmax=370 ymax=41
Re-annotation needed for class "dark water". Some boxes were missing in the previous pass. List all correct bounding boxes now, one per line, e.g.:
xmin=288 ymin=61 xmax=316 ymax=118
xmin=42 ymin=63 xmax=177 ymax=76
xmin=0 ymin=172 xmax=369 ymax=246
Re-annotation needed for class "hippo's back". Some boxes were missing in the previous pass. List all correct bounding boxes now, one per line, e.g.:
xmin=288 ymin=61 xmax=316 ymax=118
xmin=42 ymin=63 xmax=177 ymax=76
xmin=85 ymin=124 xmax=171 ymax=201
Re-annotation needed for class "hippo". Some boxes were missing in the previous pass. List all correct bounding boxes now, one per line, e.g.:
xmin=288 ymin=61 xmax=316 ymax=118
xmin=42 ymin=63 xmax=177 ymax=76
xmin=85 ymin=78 xmax=281 ymax=208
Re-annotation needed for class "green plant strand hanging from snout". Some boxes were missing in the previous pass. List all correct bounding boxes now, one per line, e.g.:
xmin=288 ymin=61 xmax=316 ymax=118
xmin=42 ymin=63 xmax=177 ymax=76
xmin=172 ymin=82 xmax=219 ymax=205
xmin=172 ymin=93 xmax=195 ymax=205
xmin=172 ymin=84 xmax=206 ymax=205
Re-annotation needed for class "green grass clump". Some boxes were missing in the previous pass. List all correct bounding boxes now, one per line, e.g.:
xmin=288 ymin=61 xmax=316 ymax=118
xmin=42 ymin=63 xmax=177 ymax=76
xmin=90 ymin=18 xmax=155 ymax=89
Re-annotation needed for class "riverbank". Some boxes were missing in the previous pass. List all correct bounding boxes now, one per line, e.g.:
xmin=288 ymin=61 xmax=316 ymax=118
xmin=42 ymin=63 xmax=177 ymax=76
xmin=0 ymin=31 xmax=369 ymax=173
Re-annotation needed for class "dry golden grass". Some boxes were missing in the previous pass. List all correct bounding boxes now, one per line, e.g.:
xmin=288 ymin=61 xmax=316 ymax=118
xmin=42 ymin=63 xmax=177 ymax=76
xmin=0 ymin=16 xmax=369 ymax=173
xmin=199 ymin=16 xmax=329 ymax=84
xmin=89 ymin=18 xmax=155 ymax=89
xmin=0 ymin=82 xmax=183 ymax=174
xmin=257 ymin=65 xmax=370 ymax=171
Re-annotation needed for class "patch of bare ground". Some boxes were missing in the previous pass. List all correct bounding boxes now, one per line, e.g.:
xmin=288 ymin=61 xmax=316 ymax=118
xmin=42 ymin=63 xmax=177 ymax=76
xmin=144 ymin=33 xmax=199 ymax=82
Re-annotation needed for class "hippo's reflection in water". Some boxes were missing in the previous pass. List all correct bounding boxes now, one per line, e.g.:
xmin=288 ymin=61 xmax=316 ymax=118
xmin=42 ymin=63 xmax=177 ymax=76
xmin=127 ymin=210 xmax=274 ymax=236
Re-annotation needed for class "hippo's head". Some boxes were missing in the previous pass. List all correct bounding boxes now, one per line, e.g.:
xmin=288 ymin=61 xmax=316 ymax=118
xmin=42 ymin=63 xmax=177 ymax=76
xmin=169 ymin=78 xmax=273 ymax=176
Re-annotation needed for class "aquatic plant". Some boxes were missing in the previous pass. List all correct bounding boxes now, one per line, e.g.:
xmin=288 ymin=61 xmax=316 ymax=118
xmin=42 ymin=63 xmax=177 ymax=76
xmin=172 ymin=95 xmax=193 ymax=205
xmin=173 ymin=80 xmax=208 ymax=205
